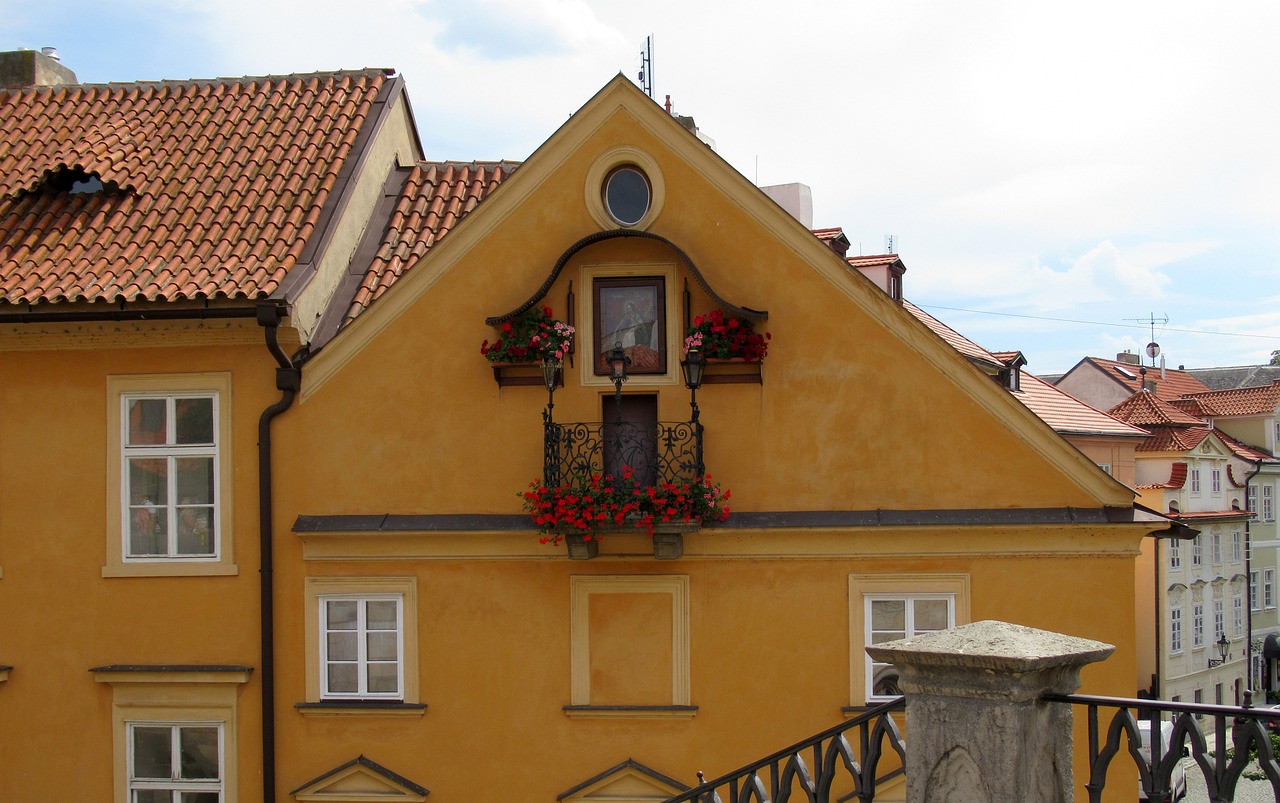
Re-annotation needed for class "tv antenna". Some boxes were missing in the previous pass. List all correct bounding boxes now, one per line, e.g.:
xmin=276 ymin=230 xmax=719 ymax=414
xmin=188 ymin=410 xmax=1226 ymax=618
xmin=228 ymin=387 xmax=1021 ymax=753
xmin=884 ymin=234 xmax=897 ymax=254
xmin=1123 ymin=312 xmax=1168 ymax=366
xmin=637 ymin=35 xmax=654 ymax=98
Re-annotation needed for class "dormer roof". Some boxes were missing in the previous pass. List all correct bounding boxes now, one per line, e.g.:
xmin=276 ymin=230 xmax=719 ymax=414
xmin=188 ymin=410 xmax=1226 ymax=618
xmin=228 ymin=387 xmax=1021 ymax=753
xmin=1177 ymin=380 xmax=1280 ymax=418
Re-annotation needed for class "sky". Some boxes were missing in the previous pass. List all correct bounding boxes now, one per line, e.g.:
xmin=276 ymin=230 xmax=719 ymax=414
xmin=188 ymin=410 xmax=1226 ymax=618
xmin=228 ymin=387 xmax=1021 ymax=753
xmin=4 ymin=0 xmax=1278 ymax=375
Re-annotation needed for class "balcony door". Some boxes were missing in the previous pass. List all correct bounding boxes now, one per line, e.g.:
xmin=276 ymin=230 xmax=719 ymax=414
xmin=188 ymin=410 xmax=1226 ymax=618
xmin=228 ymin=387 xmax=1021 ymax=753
xmin=602 ymin=394 xmax=657 ymax=487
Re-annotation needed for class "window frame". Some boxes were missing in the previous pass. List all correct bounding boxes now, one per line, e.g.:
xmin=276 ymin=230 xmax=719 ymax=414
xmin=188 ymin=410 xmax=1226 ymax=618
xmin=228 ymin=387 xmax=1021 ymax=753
xmin=105 ymin=374 xmax=235 ymax=577
xmin=303 ymin=577 xmax=420 ymax=708
xmin=1252 ymin=570 xmax=1260 ymax=612
xmin=1170 ymin=606 xmax=1183 ymax=654
xmin=1191 ymin=467 xmax=1201 ymax=494
xmin=1192 ymin=535 xmax=1203 ymax=567
xmin=1266 ymin=569 xmax=1275 ymax=609
xmin=1214 ymin=599 xmax=1225 ymax=641
xmin=1234 ymin=593 xmax=1244 ymax=637
xmin=848 ymin=574 xmax=970 ymax=705
xmin=318 ymin=593 xmax=405 ymax=701
xmin=1169 ymin=538 xmax=1181 ymax=570
xmin=1211 ymin=532 xmax=1223 ymax=565
xmin=1193 ymin=603 xmax=1204 ymax=649
xmin=1212 ymin=468 xmax=1222 ymax=494
xmin=127 ymin=721 xmax=224 ymax=801
xmin=1233 ymin=531 xmax=1242 ymax=563
xmin=1266 ymin=485 xmax=1274 ymax=522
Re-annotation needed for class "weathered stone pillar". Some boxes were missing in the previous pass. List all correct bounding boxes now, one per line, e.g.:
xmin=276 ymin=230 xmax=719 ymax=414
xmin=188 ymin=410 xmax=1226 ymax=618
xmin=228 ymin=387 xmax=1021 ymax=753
xmin=865 ymin=620 xmax=1114 ymax=803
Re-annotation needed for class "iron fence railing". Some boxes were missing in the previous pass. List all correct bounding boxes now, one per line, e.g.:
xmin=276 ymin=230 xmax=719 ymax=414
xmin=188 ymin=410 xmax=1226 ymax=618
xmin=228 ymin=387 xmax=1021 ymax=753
xmin=544 ymin=420 xmax=703 ymax=488
xmin=661 ymin=698 xmax=906 ymax=803
xmin=1043 ymin=690 xmax=1280 ymax=803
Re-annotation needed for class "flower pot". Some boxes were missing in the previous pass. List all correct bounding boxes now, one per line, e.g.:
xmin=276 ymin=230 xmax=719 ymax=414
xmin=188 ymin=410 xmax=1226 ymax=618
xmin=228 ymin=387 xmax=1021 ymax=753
xmin=702 ymin=358 xmax=763 ymax=385
xmin=564 ymin=533 xmax=599 ymax=560
xmin=489 ymin=361 xmax=563 ymax=388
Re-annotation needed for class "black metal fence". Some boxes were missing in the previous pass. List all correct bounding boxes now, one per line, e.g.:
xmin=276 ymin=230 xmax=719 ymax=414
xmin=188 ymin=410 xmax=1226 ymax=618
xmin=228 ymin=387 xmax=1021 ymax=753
xmin=662 ymin=693 xmax=1280 ymax=802
xmin=1045 ymin=691 xmax=1280 ymax=803
xmin=661 ymin=698 xmax=907 ymax=803
xmin=544 ymin=420 xmax=703 ymax=488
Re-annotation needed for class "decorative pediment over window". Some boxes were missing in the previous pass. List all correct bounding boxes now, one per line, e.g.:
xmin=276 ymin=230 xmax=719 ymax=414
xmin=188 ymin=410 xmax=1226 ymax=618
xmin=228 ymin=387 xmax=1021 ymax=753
xmin=557 ymin=758 xmax=688 ymax=802
xmin=291 ymin=754 xmax=428 ymax=801
xmin=485 ymin=229 xmax=766 ymax=327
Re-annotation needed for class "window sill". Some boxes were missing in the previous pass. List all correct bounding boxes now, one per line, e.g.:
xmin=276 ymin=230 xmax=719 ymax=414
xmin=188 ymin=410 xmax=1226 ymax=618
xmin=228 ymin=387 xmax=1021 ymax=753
xmin=562 ymin=705 xmax=697 ymax=720
xmin=295 ymin=701 xmax=427 ymax=717
xmin=104 ymin=561 xmax=238 ymax=578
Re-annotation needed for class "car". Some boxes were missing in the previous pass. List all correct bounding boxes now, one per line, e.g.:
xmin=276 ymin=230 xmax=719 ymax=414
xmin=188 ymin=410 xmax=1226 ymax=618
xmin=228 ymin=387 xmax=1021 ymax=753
xmin=1137 ymin=720 xmax=1188 ymax=802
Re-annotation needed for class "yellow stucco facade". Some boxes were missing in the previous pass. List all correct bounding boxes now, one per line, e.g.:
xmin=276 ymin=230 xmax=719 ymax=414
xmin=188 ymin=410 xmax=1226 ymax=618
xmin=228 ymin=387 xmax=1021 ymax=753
xmin=0 ymin=77 xmax=1155 ymax=801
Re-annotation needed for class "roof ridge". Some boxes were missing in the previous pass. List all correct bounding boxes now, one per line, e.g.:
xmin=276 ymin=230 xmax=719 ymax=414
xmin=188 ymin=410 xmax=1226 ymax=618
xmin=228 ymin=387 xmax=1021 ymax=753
xmin=0 ymin=68 xmax=396 ymax=96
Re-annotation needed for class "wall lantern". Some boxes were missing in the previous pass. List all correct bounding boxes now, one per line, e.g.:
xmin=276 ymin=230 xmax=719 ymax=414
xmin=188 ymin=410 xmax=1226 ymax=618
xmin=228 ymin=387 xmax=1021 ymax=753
xmin=680 ymin=348 xmax=706 ymax=392
xmin=540 ymin=358 xmax=561 ymax=424
xmin=1208 ymin=634 xmax=1231 ymax=667
xmin=607 ymin=342 xmax=630 ymax=384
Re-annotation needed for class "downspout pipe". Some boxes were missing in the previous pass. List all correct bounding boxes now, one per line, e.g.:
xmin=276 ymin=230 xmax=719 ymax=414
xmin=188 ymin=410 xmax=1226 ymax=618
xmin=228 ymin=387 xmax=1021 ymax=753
xmin=1246 ymin=458 xmax=1264 ymax=692
xmin=256 ymin=302 xmax=301 ymax=803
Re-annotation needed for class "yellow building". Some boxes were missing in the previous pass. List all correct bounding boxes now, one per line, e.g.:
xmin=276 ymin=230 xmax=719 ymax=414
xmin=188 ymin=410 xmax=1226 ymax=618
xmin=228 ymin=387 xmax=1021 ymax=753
xmin=0 ymin=50 xmax=1177 ymax=802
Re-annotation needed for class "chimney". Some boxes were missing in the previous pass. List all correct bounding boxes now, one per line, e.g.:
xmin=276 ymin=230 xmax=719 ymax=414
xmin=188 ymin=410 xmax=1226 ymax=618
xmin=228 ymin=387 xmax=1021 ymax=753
xmin=760 ymin=183 xmax=813 ymax=229
xmin=0 ymin=48 xmax=78 ymax=89
xmin=1116 ymin=350 xmax=1141 ymax=366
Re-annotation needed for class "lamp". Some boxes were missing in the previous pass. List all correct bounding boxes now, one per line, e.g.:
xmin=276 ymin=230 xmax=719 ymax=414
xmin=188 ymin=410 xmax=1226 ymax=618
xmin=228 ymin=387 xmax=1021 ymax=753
xmin=1209 ymin=634 xmax=1231 ymax=667
xmin=607 ymin=342 xmax=630 ymax=384
xmin=681 ymin=348 xmax=706 ymax=477
xmin=540 ymin=358 xmax=560 ymax=424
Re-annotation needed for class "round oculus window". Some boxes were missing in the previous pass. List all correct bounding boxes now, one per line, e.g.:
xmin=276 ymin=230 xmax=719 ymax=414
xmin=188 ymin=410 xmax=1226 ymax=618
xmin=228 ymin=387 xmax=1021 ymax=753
xmin=603 ymin=166 xmax=651 ymax=226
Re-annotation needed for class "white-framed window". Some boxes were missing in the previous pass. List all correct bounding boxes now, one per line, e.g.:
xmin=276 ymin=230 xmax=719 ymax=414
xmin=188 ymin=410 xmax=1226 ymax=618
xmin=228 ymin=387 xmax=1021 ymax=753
xmin=1266 ymin=570 xmax=1275 ymax=609
xmin=1191 ymin=467 xmax=1201 ymax=494
xmin=1193 ymin=603 xmax=1204 ymax=648
xmin=1214 ymin=599 xmax=1225 ymax=641
xmin=1170 ymin=606 xmax=1183 ymax=653
xmin=128 ymin=722 xmax=223 ymax=801
xmin=1212 ymin=533 xmax=1223 ymax=564
xmin=1252 ymin=571 xmax=1260 ymax=611
xmin=1233 ymin=531 xmax=1242 ymax=563
xmin=1212 ymin=468 xmax=1222 ymax=494
xmin=1234 ymin=593 xmax=1244 ymax=637
xmin=1266 ymin=486 xmax=1274 ymax=522
xmin=1192 ymin=535 xmax=1203 ymax=567
xmin=866 ymin=594 xmax=954 ymax=699
xmin=121 ymin=393 xmax=218 ymax=559
xmin=1249 ymin=485 xmax=1258 ymax=513
xmin=1169 ymin=539 xmax=1181 ymax=570
xmin=319 ymin=594 xmax=404 ymax=700
xmin=106 ymin=374 xmax=235 ymax=578
xmin=1098 ymin=463 xmax=1112 ymax=476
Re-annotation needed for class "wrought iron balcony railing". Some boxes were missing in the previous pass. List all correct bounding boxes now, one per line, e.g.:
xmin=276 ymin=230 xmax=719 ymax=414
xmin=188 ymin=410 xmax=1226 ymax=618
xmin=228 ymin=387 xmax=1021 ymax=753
xmin=543 ymin=420 xmax=703 ymax=489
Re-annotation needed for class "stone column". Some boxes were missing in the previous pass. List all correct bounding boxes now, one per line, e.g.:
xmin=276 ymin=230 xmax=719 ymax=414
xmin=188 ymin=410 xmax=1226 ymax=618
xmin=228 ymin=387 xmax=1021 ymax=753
xmin=865 ymin=620 xmax=1114 ymax=803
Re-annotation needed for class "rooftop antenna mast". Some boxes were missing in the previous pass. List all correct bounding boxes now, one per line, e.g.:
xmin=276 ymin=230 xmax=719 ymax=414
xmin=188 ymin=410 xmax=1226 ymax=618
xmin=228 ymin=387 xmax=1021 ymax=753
xmin=1124 ymin=312 xmax=1168 ymax=368
xmin=638 ymin=35 xmax=654 ymax=98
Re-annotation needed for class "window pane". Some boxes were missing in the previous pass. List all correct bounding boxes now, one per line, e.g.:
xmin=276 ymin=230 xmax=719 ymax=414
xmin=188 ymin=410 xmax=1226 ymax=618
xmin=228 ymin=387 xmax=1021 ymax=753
xmin=175 ymin=397 xmax=214 ymax=444
xmin=327 ymin=632 xmax=358 ymax=662
xmin=326 ymin=601 xmax=357 ymax=630
xmin=132 ymin=726 xmax=172 ymax=778
xmin=128 ymin=398 xmax=168 ymax=445
xmin=366 ymin=632 xmax=398 ymax=662
xmin=327 ymin=663 xmax=358 ymax=693
xmin=176 ymin=458 xmax=214 ymax=505
xmin=914 ymin=599 xmax=949 ymax=632
xmin=367 ymin=662 xmax=399 ymax=694
xmin=366 ymin=600 xmax=397 ymax=630
xmin=178 ymin=726 xmax=219 ymax=779
xmin=871 ymin=599 xmax=904 ymax=631
xmin=176 ymin=505 xmax=214 ymax=555
xmin=130 ymin=458 xmax=169 ymax=506
xmin=134 ymin=791 xmax=171 ymax=803
xmin=871 ymin=665 xmax=902 ymax=696
xmin=181 ymin=794 xmax=221 ymax=803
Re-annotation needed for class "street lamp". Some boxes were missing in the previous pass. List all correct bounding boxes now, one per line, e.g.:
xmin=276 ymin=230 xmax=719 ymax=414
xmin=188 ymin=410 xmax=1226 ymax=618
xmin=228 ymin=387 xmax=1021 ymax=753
xmin=606 ymin=342 xmax=630 ymax=423
xmin=680 ymin=348 xmax=706 ymax=477
xmin=1209 ymin=634 xmax=1231 ymax=667
xmin=540 ymin=358 xmax=560 ymax=423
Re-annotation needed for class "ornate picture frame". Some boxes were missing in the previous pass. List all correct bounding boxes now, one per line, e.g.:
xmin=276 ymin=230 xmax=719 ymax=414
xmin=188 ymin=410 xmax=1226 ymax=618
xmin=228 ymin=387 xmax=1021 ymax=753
xmin=593 ymin=276 xmax=666 ymax=375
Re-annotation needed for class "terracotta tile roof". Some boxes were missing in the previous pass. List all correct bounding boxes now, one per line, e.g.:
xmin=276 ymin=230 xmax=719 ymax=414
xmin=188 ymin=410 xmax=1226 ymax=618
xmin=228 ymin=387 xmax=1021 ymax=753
xmin=1215 ymin=430 xmax=1273 ymax=462
xmin=1178 ymin=380 xmax=1280 ymax=417
xmin=1184 ymin=365 xmax=1280 ymax=391
xmin=1016 ymin=372 xmax=1150 ymax=437
xmin=1108 ymin=391 xmax=1206 ymax=428
xmin=1136 ymin=427 xmax=1213 ymax=453
xmin=847 ymin=254 xmax=902 ymax=269
xmin=1168 ymin=509 xmax=1253 ymax=522
xmin=341 ymin=160 xmax=518 ymax=325
xmin=811 ymin=227 xmax=844 ymax=241
xmin=1076 ymin=357 xmax=1211 ymax=401
xmin=902 ymin=300 xmax=1147 ymax=437
xmin=0 ymin=69 xmax=393 ymax=305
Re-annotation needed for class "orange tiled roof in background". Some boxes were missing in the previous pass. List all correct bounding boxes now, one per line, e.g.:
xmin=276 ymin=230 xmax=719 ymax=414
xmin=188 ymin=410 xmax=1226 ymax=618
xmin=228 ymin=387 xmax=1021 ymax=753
xmin=1176 ymin=380 xmax=1280 ymax=418
xmin=1073 ymin=356 xmax=1211 ymax=401
xmin=0 ymin=70 xmax=394 ymax=306
xmin=342 ymin=161 xmax=518 ymax=326
xmin=1108 ymin=390 xmax=1206 ymax=428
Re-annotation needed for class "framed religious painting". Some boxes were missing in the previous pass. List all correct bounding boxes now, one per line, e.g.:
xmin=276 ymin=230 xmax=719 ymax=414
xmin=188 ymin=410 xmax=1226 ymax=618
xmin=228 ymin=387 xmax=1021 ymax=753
xmin=593 ymin=276 xmax=666 ymax=375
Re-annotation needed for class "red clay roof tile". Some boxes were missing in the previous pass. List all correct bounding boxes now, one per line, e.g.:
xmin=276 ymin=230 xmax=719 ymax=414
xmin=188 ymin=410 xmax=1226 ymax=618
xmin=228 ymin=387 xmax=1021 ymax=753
xmin=1178 ymin=380 xmax=1280 ymax=417
xmin=0 ymin=69 xmax=393 ymax=306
